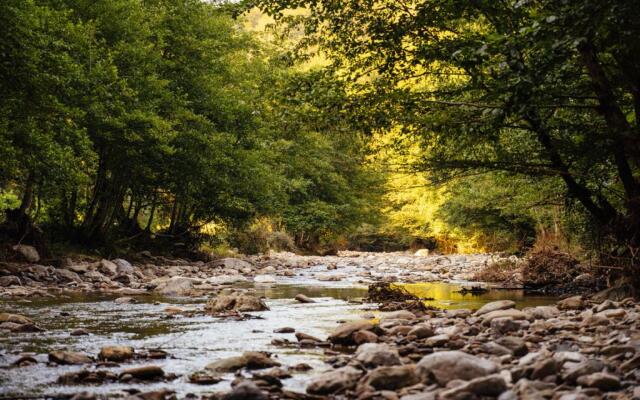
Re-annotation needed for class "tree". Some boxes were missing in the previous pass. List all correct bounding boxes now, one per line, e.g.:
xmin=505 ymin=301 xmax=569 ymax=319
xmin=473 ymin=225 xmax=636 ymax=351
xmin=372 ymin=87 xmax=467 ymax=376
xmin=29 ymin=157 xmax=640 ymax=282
xmin=251 ymin=0 xmax=640 ymax=280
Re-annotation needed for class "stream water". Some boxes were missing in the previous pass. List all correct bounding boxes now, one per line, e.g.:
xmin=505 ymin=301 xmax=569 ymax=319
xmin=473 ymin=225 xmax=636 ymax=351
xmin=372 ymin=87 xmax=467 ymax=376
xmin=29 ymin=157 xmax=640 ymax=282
xmin=0 ymin=272 xmax=556 ymax=398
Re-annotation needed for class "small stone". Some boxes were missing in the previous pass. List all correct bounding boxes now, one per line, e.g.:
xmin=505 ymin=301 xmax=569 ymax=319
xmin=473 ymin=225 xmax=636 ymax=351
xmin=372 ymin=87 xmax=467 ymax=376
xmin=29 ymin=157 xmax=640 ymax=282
xmin=475 ymin=300 xmax=516 ymax=316
xmin=482 ymin=309 xmax=527 ymax=325
xmin=558 ymin=296 xmax=584 ymax=310
xmin=416 ymin=351 xmax=498 ymax=385
xmin=328 ymin=320 xmax=375 ymax=345
xmin=355 ymin=343 xmax=401 ymax=367
xmin=440 ymin=374 xmax=507 ymax=398
xmin=114 ymin=296 xmax=135 ymax=304
xmin=71 ymin=328 xmax=90 ymax=336
xmin=274 ymin=327 xmax=295 ymax=333
xmin=189 ymin=370 xmax=223 ymax=385
xmin=354 ymin=330 xmax=378 ymax=344
xmin=223 ymin=381 xmax=267 ymax=400
xmin=49 ymin=351 xmax=92 ymax=365
xmin=408 ymin=324 xmax=434 ymax=339
xmin=364 ymin=365 xmax=420 ymax=390
xmin=306 ymin=366 xmax=362 ymax=395
xmin=120 ymin=365 xmax=164 ymax=381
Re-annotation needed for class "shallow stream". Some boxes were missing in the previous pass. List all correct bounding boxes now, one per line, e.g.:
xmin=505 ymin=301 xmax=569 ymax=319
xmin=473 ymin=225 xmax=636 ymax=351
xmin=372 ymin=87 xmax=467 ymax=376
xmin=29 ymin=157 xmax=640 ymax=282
xmin=0 ymin=272 xmax=555 ymax=398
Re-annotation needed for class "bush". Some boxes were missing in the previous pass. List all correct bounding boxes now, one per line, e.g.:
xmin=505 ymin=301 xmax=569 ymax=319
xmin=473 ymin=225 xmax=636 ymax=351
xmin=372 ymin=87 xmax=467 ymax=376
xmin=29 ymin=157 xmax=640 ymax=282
xmin=522 ymin=249 xmax=584 ymax=286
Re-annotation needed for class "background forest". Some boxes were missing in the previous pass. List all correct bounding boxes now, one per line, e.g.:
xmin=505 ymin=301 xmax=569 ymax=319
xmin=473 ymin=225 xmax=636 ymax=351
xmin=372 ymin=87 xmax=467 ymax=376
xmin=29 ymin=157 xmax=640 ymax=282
xmin=2 ymin=0 xmax=638 ymax=280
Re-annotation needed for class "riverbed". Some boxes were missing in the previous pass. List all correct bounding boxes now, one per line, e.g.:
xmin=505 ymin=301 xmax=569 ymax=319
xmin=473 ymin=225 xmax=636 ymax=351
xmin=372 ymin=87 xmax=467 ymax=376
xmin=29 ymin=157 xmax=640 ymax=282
xmin=0 ymin=267 xmax=556 ymax=399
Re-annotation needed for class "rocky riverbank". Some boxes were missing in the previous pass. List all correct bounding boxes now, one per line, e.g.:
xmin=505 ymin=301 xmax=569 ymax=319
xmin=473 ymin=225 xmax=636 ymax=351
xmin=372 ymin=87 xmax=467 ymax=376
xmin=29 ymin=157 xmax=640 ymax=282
xmin=0 ymin=250 xmax=512 ymax=299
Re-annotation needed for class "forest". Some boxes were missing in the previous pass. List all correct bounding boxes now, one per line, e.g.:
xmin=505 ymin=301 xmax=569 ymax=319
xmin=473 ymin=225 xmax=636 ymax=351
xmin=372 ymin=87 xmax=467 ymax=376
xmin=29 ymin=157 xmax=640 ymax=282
xmin=3 ymin=0 xmax=639 ymax=285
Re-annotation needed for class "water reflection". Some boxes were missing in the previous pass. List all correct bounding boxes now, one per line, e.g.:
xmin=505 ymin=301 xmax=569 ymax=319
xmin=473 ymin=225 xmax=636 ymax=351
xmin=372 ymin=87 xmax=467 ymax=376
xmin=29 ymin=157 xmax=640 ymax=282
xmin=395 ymin=282 xmax=556 ymax=310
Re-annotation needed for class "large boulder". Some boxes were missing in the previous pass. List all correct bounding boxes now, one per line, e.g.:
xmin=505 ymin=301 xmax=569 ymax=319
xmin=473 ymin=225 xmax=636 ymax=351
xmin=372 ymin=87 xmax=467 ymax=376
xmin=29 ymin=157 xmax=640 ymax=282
xmin=306 ymin=366 xmax=363 ymax=395
xmin=328 ymin=320 xmax=375 ymax=345
xmin=205 ymin=292 xmax=269 ymax=314
xmin=416 ymin=351 xmax=498 ymax=385
xmin=355 ymin=343 xmax=401 ymax=367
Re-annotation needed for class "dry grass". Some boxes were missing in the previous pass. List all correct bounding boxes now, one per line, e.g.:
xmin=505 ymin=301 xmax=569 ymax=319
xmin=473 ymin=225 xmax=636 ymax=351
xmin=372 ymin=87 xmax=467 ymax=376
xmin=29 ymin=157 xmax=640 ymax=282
xmin=521 ymin=249 xmax=584 ymax=286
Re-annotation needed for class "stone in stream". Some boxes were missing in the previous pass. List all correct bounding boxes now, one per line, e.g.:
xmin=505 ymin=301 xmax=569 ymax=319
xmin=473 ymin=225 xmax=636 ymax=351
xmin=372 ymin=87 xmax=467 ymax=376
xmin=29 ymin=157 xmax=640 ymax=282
xmin=206 ymin=352 xmax=280 ymax=372
xmin=274 ymin=327 xmax=295 ymax=333
xmin=353 ymin=330 xmax=378 ymax=344
xmin=223 ymin=381 xmax=267 ymax=400
xmin=48 ymin=350 xmax=92 ymax=365
xmin=98 ymin=345 xmax=134 ymax=362
xmin=294 ymin=294 xmax=315 ymax=303
xmin=328 ymin=320 xmax=375 ymax=345
xmin=363 ymin=364 xmax=420 ymax=390
xmin=190 ymin=370 xmax=223 ymax=385
xmin=114 ymin=296 xmax=136 ymax=304
xmin=416 ymin=351 xmax=498 ymax=385
xmin=0 ymin=313 xmax=32 ymax=325
xmin=120 ymin=365 xmax=164 ymax=381
xmin=295 ymin=332 xmax=322 ymax=342
xmin=474 ymin=300 xmax=516 ymax=316
xmin=154 ymin=276 xmax=199 ymax=296
xmin=355 ymin=343 xmax=401 ymax=367
xmin=254 ymin=274 xmax=276 ymax=284
xmin=205 ymin=292 xmax=269 ymax=314
xmin=306 ymin=366 xmax=363 ymax=395
xmin=70 ymin=328 xmax=90 ymax=336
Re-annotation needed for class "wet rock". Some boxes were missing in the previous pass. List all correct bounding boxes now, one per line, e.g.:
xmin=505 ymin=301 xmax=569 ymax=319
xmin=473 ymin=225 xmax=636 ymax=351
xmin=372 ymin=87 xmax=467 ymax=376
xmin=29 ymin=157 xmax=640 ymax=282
xmin=363 ymin=365 xmax=420 ymax=390
xmin=120 ymin=365 xmax=164 ymax=381
xmin=355 ymin=343 xmax=401 ymax=367
xmin=154 ymin=276 xmax=198 ymax=296
xmin=306 ymin=366 xmax=363 ymax=395
xmin=475 ymin=300 xmax=516 ymax=316
xmin=416 ymin=351 xmax=498 ymax=385
xmin=558 ymin=296 xmax=584 ymax=310
xmin=354 ymin=330 xmax=379 ymax=344
xmin=295 ymin=332 xmax=322 ymax=342
xmin=328 ymin=320 xmax=375 ymax=345
xmin=274 ymin=327 xmax=295 ymax=333
xmin=98 ymin=345 xmax=134 ymax=362
xmin=12 ymin=244 xmax=39 ymax=262
xmin=223 ymin=381 xmax=267 ymax=400
xmin=0 ymin=313 xmax=32 ymax=325
xmin=206 ymin=352 xmax=280 ymax=372
xmin=576 ymin=372 xmax=620 ymax=391
xmin=58 ymin=369 xmax=118 ymax=385
xmin=294 ymin=294 xmax=315 ymax=303
xmin=49 ymin=350 xmax=92 ymax=365
xmin=71 ymin=328 xmax=90 ymax=336
xmin=189 ymin=370 xmax=223 ymax=385
xmin=205 ymin=292 xmax=269 ymax=314
xmin=440 ymin=374 xmax=508 ymax=399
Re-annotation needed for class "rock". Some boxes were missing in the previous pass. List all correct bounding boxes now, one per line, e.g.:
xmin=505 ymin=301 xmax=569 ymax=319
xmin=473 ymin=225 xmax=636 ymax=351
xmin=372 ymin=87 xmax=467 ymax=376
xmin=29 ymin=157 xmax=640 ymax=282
xmin=84 ymin=270 xmax=110 ymax=283
xmin=0 ymin=275 xmax=21 ymax=286
xmin=381 ymin=310 xmax=416 ymax=320
xmin=294 ymin=294 xmax=315 ymax=303
xmin=98 ymin=345 xmax=134 ymax=362
xmin=364 ymin=365 xmax=420 ymax=390
xmin=0 ymin=313 xmax=32 ymax=325
xmin=98 ymin=259 xmax=118 ymax=276
xmin=206 ymin=352 xmax=280 ymax=372
xmin=189 ymin=370 xmax=223 ymax=385
xmin=482 ymin=309 xmax=527 ymax=325
xmin=416 ymin=351 xmax=498 ymax=385
xmin=154 ymin=276 xmax=198 ymax=296
xmin=562 ymin=360 xmax=604 ymax=384
xmin=354 ymin=330 xmax=378 ymax=344
xmin=475 ymin=300 xmax=516 ymax=316
xmin=328 ymin=320 xmax=375 ymax=345
xmin=223 ymin=381 xmax=267 ymax=400
xmin=12 ymin=244 xmax=39 ymax=262
xmin=424 ymin=334 xmax=450 ymax=347
xmin=557 ymin=296 xmax=584 ymax=310
xmin=576 ymin=372 xmax=620 ymax=391
xmin=49 ymin=350 xmax=92 ymax=365
xmin=355 ymin=343 xmax=401 ymax=367
xmin=113 ymin=259 xmax=134 ymax=274
xmin=210 ymin=258 xmax=252 ymax=270
xmin=206 ymin=275 xmax=247 ymax=285
xmin=56 ymin=268 xmax=82 ymax=283
xmin=495 ymin=336 xmax=528 ymax=357
xmin=254 ymin=275 xmax=276 ymax=284
xmin=528 ymin=306 xmax=559 ymax=320
xmin=71 ymin=328 xmax=90 ymax=336
xmin=306 ymin=366 xmax=363 ymax=395
xmin=274 ymin=327 xmax=295 ymax=333
xmin=408 ymin=324 xmax=434 ymax=339
xmin=620 ymin=354 xmax=640 ymax=372
xmin=120 ymin=365 xmax=164 ymax=381
xmin=205 ymin=292 xmax=269 ymax=314
xmin=441 ymin=374 xmax=508 ymax=398
xmin=530 ymin=358 xmax=559 ymax=380
xmin=295 ymin=332 xmax=322 ymax=342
